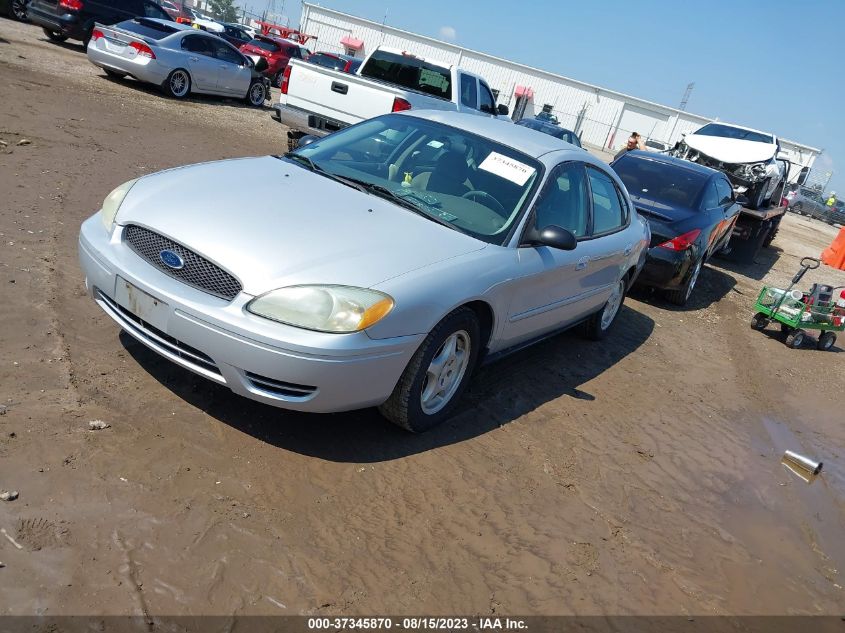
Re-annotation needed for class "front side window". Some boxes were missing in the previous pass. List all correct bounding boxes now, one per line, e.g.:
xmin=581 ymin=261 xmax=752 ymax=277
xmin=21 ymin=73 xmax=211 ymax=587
xmin=587 ymin=167 xmax=626 ymax=234
xmin=532 ymin=162 xmax=589 ymax=237
xmin=459 ymin=74 xmax=477 ymax=108
xmin=213 ymin=40 xmax=243 ymax=65
xmin=292 ymin=114 xmax=542 ymax=245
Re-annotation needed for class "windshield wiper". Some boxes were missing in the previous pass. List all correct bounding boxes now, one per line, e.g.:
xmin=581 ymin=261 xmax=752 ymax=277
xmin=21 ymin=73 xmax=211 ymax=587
xmin=283 ymin=152 xmax=367 ymax=193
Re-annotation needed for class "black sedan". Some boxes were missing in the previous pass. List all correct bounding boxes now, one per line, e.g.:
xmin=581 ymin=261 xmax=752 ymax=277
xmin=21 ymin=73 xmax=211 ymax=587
xmin=515 ymin=118 xmax=582 ymax=148
xmin=611 ymin=151 xmax=740 ymax=305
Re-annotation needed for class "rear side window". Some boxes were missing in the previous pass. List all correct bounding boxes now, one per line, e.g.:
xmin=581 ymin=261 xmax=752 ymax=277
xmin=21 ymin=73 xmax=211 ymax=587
xmin=116 ymin=18 xmax=178 ymax=39
xmin=459 ymin=74 xmax=477 ymax=108
xmin=361 ymin=50 xmax=452 ymax=100
xmin=701 ymin=181 xmax=719 ymax=209
xmin=247 ymin=38 xmax=280 ymax=52
xmin=587 ymin=167 xmax=626 ymax=234
xmin=715 ymin=178 xmax=734 ymax=205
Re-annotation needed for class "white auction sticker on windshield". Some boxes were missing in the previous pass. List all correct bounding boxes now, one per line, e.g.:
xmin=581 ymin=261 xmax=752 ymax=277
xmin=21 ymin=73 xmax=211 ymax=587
xmin=478 ymin=152 xmax=535 ymax=185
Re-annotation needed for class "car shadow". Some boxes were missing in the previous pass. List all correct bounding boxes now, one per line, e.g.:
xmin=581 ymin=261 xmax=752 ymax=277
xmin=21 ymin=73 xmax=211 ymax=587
xmin=714 ymin=243 xmax=784 ymax=281
xmin=97 ymin=73 xmax=272 ymax=111
xmin=630 ymin=262 xmax=739 ymax=312
xmin=119 ymin=304 xmax=654 ymax=462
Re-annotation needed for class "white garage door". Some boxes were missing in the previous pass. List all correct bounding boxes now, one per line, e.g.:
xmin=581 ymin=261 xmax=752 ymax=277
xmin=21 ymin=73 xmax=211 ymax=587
xmin=613 ymin=104 xmax=670 ymax=150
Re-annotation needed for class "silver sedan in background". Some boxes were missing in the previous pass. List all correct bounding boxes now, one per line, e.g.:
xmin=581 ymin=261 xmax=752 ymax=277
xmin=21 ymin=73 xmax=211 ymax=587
xmin=87 ymin=17 xmax=269 ymax=106
xmin=78 ymin=111 xmax=649 ymax=432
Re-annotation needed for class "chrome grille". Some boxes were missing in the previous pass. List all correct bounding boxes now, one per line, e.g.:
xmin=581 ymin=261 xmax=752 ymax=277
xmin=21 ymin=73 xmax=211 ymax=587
xmin=123 ymin=225 xmax=242 ymax=301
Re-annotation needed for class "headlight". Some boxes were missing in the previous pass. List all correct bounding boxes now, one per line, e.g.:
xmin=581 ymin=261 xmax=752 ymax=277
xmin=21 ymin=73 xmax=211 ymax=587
xmin=100 ymin=179 xmax=138 ymax=230
xmin=246 ymin=285 xmax=394 ymax=333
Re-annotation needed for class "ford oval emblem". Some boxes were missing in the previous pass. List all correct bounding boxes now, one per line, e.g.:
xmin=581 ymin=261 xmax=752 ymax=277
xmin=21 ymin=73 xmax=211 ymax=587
xmin=159 ymin=250 xmax=184 ymax=270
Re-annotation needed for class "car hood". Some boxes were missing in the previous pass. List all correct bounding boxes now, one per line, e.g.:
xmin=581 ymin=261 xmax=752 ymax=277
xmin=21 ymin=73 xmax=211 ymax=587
xmin=684 ymin=134 xmax=776 ymax=164
xmin=115 ymin=156 xmax=487 ymax=295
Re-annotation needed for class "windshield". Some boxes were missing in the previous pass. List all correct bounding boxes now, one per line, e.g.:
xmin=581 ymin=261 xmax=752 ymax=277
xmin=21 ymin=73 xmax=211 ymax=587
xmin=246 ymin=37 xmax=279 ymax=52
xmin=291 ymin=114 xmax=542 ymax=245
xmin=694 ymin=123 xmax=773 ymax=144
xmin=612 ymin=155 xmax=708 ymax=209
xmin=116 ymin=18 xmax=180 ymax=39
xmin=361 ymin=50 xmax=453 ymax=100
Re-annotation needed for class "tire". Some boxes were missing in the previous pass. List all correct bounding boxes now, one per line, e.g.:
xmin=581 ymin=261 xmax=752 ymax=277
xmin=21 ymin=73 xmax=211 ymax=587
xmin=747 ymin=178 xmax=770 ymax=210
xmin=163 ymin=69 xmax=191 ymax=99
xmin=584 ymin=279 xmax=626 ymax=341
xmin=10 ymin=0 xmax=27 ymax=21
xmin=43 ymin=28 xmax=68 ymax=42
xmin=785 ymin=329 xmax=805 ymax=349
xmin=245 ymin=80 xmax=266 ymax=107
xmin=750 ymin=312 xmax=769 ymax=331
xmin=664 ymin=257 xmax=703 ymax=306
xmin=763 ymin=216 xmax=781 ymax=248
xmin=792 ymin=202 xmax=803 ymax=215
xmin=378 ymin=307 xmax=480 ymax=433
xmin=82 ymin=26 xmax=93 ymax=49
xmin=273 ymin=71 xmax=283 ymax=88
xmin=817 ymin=331 xmax=836 ymax=351
xmin=104 ymin=69 xmax=126 ymax=80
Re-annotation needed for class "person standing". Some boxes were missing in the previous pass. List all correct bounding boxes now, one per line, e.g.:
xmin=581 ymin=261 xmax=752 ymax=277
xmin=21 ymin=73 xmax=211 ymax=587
xmin=614 ymin=132 xmax=645 ymax=160
xmin=826 ymin=192 xmax=837 ymax=207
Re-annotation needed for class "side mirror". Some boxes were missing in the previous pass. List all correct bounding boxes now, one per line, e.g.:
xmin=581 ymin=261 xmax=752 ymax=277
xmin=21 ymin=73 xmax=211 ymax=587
xmin=497 ymin=104 xmax=509 ymax=116
xmin=736 ymin=194 xmax=749 ymax=206
xmin=254 ymin=57 xmax=269 ymax=72
xmin=523 ymin=224 xmax=577 ymax=250
xmin=297 ymin=134 xmax=319 ymax=148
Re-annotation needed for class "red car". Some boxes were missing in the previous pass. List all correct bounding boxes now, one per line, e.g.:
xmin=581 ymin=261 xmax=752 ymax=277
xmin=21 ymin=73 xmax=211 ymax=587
xmin=239 ymin=35 xmax=308 ymax=87
xmin=305 ymin=51 xmax=363 ymax=74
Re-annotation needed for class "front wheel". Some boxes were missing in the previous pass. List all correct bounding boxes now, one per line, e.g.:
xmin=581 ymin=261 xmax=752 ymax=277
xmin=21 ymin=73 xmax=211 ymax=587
xmin=750 ymin=313 xmax=769 ymax=330
xmin=584 ymin=279 xmax=626 ymax=341
xmin=379 ymin=307 xmax=480 ymax=433
xmin=43 ymin=28 xmax=68 ymax=42
xmin=785 ymin=329 xmax=805 ymax=349
xmin=163 ymin=69 xmax=191 ymax=99
xmin=245 ymin=80 xmax=267 ymax=107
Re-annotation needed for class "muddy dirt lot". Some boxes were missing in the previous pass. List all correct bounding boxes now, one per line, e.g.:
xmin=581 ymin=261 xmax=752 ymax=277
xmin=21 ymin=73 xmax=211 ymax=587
xmin=1 ymin=18 xmax=844 ymax=617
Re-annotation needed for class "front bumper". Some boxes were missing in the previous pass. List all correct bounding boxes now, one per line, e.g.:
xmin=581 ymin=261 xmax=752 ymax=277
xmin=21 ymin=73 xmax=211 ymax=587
xmin=271 ymin=103 xmax=347 ymax=136
xmin=635 ymin=246 xmax=696 ymax=290
xmin=78 ymin=215 xmax=423 ymax=413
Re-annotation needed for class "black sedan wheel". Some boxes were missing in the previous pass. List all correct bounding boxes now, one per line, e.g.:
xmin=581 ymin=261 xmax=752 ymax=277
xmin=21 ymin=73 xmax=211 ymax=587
xmin=664 ymin=258 xmax=702 ymax=306
xmin=11 ymin=0 xmax=27 ymax=20
xmin=273 ymin=70 xmax=284 ymax=88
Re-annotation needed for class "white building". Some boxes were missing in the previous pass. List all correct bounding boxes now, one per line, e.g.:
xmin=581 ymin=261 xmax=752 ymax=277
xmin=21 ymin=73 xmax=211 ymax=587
xmin=298 ymin=2 xmax=820 ymax=183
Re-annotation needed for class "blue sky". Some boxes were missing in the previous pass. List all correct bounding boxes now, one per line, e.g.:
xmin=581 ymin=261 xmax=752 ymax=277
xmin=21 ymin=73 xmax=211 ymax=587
xmin=262 ymin=0 xmax=842 ymax=194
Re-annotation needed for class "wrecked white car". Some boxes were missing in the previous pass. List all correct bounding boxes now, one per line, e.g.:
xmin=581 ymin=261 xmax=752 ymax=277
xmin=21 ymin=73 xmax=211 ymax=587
xmin=671 ymin=123 xmax=788 ymax=209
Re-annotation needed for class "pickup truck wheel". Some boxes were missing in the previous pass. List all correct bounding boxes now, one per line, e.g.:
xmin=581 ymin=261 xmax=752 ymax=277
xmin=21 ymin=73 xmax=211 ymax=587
xmin=43 ymin=28 xmax=68 ymax=42
xmin=817 ymin=331 xmax=836 ymax=351
xmin=378 ymin=307 xmax=480 ymax=433
xmin=584 ymin=279 xmax=626 ymax=341
xmin=664 ymin=258 xmax=702 ymax=306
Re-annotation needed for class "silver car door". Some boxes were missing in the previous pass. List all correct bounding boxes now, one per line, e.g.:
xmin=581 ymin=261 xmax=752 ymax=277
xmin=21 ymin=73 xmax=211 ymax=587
xmin=180 ymin=34 xmax=218 ymax=91
xmin=583 ymin=165 xmax=631 ymax=307
xmin=499 ymin=161 xmax=597 ymax=348
xmin=211 ymin=39 xmax=251 ymax=96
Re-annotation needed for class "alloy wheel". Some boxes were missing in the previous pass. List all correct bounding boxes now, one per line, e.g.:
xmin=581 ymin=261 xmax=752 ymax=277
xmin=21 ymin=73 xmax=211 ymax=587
xmin=420 ymin=330 xmax=471 ymax=415
xmin=601 ymin=280 xmax=625 ymax=330
xmin=170 ymin=71 xmax=189 ymax=97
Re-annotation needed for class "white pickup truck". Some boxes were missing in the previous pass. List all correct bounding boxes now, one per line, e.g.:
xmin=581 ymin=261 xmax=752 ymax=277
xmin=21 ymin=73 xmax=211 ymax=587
xmin=271 ymin=46 xmax=509 ymax=149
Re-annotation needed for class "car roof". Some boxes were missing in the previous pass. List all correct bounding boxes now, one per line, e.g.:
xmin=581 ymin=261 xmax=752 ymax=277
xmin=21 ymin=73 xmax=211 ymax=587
xmin=516 ymin=118 xmax=577 ymax=135
xmin=616 ymin=150 xmax=721 ymax=178
xmin=400 ymin=111 xmax=583 ymax=159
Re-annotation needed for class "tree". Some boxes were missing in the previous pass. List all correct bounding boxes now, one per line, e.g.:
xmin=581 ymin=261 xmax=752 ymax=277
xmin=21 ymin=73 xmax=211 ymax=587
xmin=208 ymin=0 xmax=238 ymax=23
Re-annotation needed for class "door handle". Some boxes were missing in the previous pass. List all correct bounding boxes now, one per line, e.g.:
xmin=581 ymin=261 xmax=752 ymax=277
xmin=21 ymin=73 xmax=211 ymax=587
xmin=331 ymin=81 xmax=349 ymax=95
xmin=624 ymin=244 xmax=633 ymax=256
xmin=575 ymin=256 xmax=590 ymax=271
xmin=189 ymin=56 xmax=198 ymax=62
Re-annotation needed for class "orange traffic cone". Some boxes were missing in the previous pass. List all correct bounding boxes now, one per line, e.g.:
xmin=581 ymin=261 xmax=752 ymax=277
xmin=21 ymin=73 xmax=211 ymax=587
xmin=821 ymin=226 xmax=845 ymax=270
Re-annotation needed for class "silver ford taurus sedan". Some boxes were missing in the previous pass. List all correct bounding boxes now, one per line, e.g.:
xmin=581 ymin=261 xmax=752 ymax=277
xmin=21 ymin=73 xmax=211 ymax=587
xmin=78 ymin=110 xmax=649 ymax=432
xmin=86 ymin=18 xmax=269 ymax=106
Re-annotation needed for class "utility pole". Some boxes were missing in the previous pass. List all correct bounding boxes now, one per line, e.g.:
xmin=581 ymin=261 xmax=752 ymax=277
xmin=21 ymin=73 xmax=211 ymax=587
xmin=679 ymin=82 xmax=694 ymax=111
